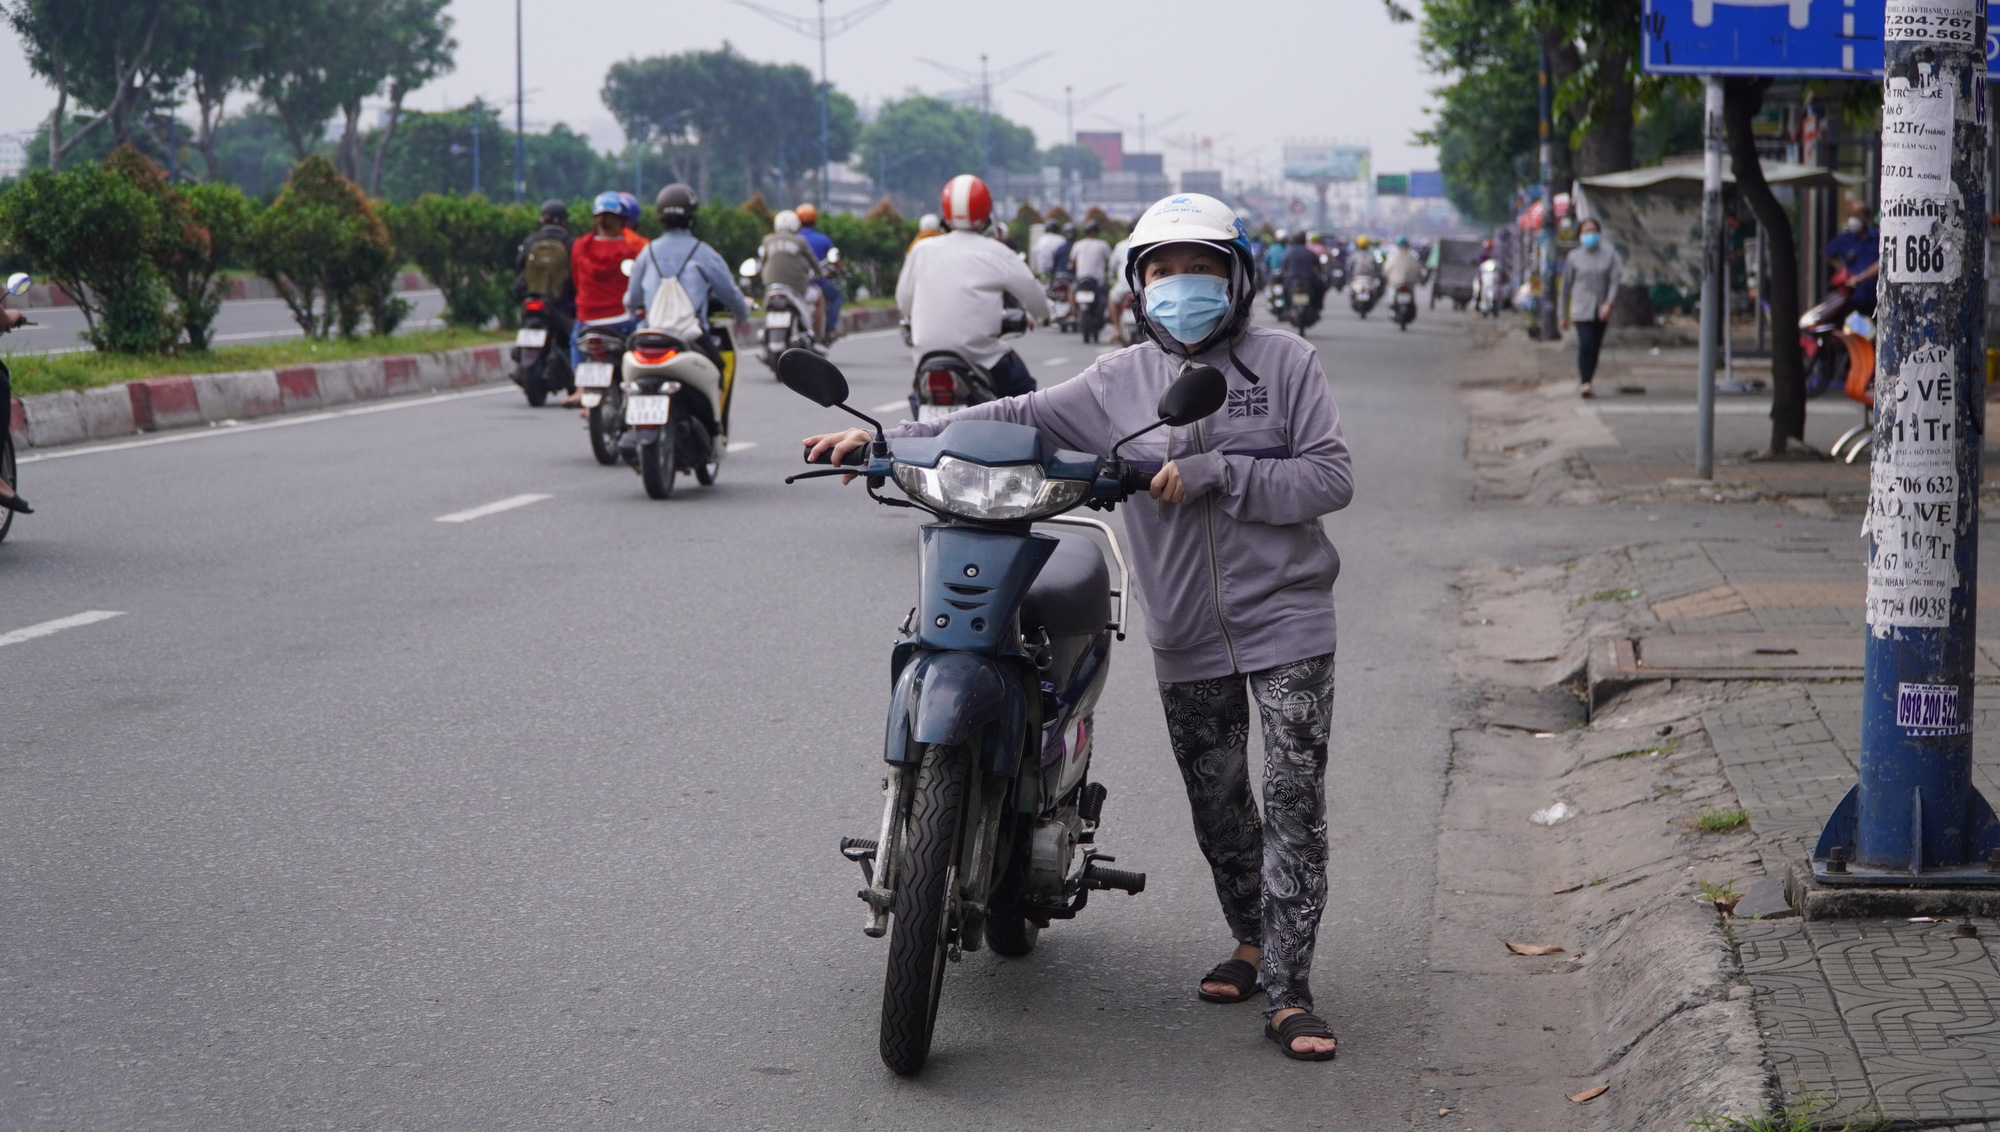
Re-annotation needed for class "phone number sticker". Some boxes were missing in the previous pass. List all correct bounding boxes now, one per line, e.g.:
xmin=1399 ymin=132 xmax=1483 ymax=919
xmin=1886 ymin=0 xmax=1984 ymax=45
xmin=1881 ymin=196 xmax=1964 ymax=282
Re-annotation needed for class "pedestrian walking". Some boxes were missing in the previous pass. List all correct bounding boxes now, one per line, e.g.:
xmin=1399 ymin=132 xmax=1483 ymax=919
xmin=1561 ymin=218 xmax=1621 ymax=398
xmin=807 ymin=192 xmax=1353 ymax=1061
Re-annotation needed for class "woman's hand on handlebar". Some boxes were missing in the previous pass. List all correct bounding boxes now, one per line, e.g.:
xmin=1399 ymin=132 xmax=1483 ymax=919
xmin=1150 ymin=460 xmax=1189 ymax=504
xmin=804 ymin=427 xmax=872 ymax=466
xmin=0 ymin=308 xmax=26 ymax=333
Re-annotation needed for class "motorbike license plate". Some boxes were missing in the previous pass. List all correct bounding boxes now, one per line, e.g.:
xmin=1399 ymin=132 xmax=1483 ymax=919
xmin=625 ymin=394 xmax=672 ymax=426
xmin=765 ymin=310 xmax=793 ymax=329
xmin=580 ymin=391 xmax=603 ymax=408
xmin=515 ymin=327 xmax=548 ymax=348
xmin=1290 ymin=293 xmax=1310 ymax=306
xmin=575 ymin=361 xmax=614 ymax=388
xmin=916 ymin=403 xmax=955 ymax=422
xmin=1075 ymin=290 xmax=1095 ymax=304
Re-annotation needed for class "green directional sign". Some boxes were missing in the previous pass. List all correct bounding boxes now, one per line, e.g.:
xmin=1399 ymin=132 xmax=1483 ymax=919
xmin=1375 ymin=174 xmax=1409 ymax=196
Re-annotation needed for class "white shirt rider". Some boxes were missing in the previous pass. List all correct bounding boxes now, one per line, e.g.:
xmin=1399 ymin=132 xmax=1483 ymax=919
xmin=897 ymin=229 xmax=1052 ymax=370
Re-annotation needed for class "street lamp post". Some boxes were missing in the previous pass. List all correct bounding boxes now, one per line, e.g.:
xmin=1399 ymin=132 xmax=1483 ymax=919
xmin=732 ymin=0 xmax=893 ymax=210
xmin=916 ymin=51 xmax=1049 ymax=180
xmin=472 ymin=96 xmax=482 ymax=195
xmin=514 ymin=0 xmax=526 ymax=203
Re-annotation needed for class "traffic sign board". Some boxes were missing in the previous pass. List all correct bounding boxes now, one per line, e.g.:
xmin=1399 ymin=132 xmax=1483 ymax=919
xmin=1643 ymin=0 xmax=2000 ymax=76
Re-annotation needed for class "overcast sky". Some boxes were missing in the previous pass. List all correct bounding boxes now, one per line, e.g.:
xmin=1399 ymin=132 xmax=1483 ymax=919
xmin=0 ymin=0 xmax=1439 ymax=185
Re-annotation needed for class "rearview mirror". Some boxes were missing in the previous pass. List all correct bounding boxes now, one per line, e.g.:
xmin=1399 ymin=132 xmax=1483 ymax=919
xmin=825 ymin=247 xmax=842 ymax=265
xmin=738 ymin=257 xmax=757 ymax=279
xmin=777 ymin=348 xmax=850 ymax=407
xmin=5 ymin=272 xmax=30 ymax=296
xmin=620 ymin=259 xmax=634 ymax=278
xmin=1157 ymin=363 xmax=1227 ymax=427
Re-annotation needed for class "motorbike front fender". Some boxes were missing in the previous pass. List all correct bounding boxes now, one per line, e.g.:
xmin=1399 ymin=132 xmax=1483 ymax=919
xmin=884 ymin=650 xmax=1027 ymax=777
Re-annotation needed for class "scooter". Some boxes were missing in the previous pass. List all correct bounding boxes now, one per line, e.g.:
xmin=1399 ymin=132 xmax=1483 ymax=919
xmin=1390 ymin=282 xmax=1417 ymax=331
xmin=615 ymin=325 xmax=736 ymax=499
xmin=1283 ymin=278 xmax=1320 ymax=331
xmin=739 ymin=258 xmax=823 ymax=372
xmin=779 ymin=347 xmax=1228 ymax=1076
xmin=1046 ymin=276 xmax=1076 ymax=333
xmin=907 ymin=310 xmax=1031 ymax=422
xmin=573 ymin=326 xmax=630 ymax=467
xmin=510 ymin=295 xmax=573 ymax=407
xmin=1074 ymin=278 xmax=1106 ymax=344
xmin=1474 ymin=260 xmax=1506 ymax=318
xmin=0 ymin=272 xmax=34 ymax=546
xmin=1801 ymin=266 xmax=1861 ymax=398
xmin=1349 ymin=275 xmax=1383 ymax=319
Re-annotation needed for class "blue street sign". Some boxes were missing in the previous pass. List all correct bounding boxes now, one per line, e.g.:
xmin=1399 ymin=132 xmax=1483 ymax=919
xmin=1643 ymin=0 xmax=2000 ymax=76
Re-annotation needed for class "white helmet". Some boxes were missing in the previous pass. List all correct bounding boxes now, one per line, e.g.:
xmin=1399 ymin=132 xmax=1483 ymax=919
xmin=918 ymin=213 xmax=941 ymax=232
xmin=1123 ymin=193 xmax=1257 ymax=354
xmin=774 ymin=210 xmax=800 ymax=234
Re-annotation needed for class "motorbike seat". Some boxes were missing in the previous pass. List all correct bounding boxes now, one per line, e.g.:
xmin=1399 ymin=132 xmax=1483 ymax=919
xmin=1022 ymin=534 xmax=1111 ymax=639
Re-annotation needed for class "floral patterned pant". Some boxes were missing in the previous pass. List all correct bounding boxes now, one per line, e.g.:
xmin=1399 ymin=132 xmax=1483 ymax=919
xmin=1158 ymin=654 xmax=1334 ymax=1014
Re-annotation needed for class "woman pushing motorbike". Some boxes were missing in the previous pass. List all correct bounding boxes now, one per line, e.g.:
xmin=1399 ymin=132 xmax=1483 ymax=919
xmin=807 ymin=190 xmax=1353 ymax=1061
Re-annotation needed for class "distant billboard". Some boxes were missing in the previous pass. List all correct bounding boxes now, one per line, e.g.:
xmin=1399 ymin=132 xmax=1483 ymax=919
xmin=1409 ymin=170 xmax=1445 ymax=199
xmin=1375 ymin=174 xmax=1409 ymax=196
xmin=1181 ymin=169 xmax=1224 ymax=195
xmin=1283 ymin=144 xmax=1370 ymax=182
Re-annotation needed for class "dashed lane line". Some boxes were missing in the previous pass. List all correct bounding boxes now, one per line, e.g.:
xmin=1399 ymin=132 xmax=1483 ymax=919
xmin=435 ymin=493 xmax=552 ymax=523
xmin=0 ymin=610 xmax=125 ymax=649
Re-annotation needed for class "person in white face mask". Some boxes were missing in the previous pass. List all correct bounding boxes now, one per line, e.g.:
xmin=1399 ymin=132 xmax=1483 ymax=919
xmin=1824 ymin=202 xmax=1880 ymax=316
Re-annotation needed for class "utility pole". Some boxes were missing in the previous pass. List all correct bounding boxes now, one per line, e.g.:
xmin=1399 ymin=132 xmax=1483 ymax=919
xmin=472 ymin=96 xmax=482 ymax=196
xmin=918 ymin=51 xmax=1049 ymax=178
xmin=733 ymin=0 xmax=892 ymax=210
xmin=1022 ymin=83 xmax=1121 ymax=212
xmin=1812 ymin=0 xmax=1999 ymax=886
xmin=514 ymin=0 xmax=526 ymax=203
xmin=1696 ymin=76 xmax=1723 ymax=479
xmin=1536 ymin=39 xmax=1558 ymax=343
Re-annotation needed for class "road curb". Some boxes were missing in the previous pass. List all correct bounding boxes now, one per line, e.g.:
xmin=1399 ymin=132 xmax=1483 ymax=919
xmin=9 ymin=343 xmax=508 ymax=450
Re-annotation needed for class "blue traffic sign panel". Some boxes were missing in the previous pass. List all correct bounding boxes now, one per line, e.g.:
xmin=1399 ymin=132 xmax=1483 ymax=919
xmin=1642 ymin=0 xmax=2000 ymax=75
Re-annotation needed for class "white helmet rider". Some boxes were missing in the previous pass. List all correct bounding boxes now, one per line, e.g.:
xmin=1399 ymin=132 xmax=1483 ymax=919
xmin=1121 ymin=193 xmax=1258 ymax=357
xmin=773 ymin=210 xmax=801 ymax=234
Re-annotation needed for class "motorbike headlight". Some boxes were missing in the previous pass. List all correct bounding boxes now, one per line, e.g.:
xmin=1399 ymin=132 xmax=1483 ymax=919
xmin=892 ymin=456 xmax=1088 ymax=521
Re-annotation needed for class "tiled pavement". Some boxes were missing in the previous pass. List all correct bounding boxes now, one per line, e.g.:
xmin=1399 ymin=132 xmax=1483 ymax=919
xmin=1623 ymin=538 xmax=2000 ymax=1126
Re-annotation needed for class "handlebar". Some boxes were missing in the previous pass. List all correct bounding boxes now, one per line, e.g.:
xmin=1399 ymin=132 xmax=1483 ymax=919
xmin=802 ymin=442 xmax=869 ymax=467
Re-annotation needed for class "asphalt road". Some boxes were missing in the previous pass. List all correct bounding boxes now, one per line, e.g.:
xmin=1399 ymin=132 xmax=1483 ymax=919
xmin=1 ymin=303 xmax=1858 ymax=1129
xmin=6 ymin=290 xmax=450 ymax=356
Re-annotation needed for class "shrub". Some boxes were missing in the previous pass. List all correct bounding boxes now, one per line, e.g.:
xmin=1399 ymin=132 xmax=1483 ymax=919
xmin=0 ymin=158 xmax=172 ymax=353
xmin=157 ymin=180 xmax=258 ymax=351
xmin=248 ymin=157 xmax=396 ymax=339
xmin=363 ymin=200 xmax=415 ymax=337
xmin=695 ymin=201 xmax=764 ymax=278
xmin=388 ymin=193 xmax=537 ymax=329
xmin=823 ymin=204 xmax=918 ymax=300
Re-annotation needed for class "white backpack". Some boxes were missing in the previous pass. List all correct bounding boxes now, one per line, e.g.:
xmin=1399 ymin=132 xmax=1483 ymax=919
xmin=644 ymin=242 xmax=707 ymax=341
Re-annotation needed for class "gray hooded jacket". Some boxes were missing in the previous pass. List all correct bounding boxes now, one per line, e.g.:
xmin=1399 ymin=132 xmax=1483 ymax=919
xmin=887 ymin=325 xmax=1353 ymax=682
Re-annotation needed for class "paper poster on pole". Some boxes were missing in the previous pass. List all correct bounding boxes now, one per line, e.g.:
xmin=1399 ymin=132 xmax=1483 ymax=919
xmin=1880 ymin=75 xmax=1956 ymax=200
xmin=1866 ymin=343 xmax=1961 ymax=633
xmin=1880 ymin=195 xmax=1964 ymax=283
xmin=1883 ymin=0 xmax=1983 ymax=46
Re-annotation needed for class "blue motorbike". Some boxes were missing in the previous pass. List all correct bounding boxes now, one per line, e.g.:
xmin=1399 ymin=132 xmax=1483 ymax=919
xmin=779 ymin=349 xmax=1226 ymax=1075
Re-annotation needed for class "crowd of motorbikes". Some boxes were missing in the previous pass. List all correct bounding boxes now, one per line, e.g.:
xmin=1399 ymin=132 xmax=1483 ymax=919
xmin=1260 ymin=233 xmax=1430 ymax=333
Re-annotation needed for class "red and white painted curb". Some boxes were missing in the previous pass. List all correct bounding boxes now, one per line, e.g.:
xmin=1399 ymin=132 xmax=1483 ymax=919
xmin=6 ymin=306 xmax=904 ymax=452
xmin=9 ymin=345 xmax=508 ymax=450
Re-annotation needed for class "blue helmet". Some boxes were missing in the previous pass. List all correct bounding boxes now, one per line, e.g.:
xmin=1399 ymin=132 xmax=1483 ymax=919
xmin=591 ymin=191 xmax=624 ymax=218
xmin=617 ymin=192 xmax=642 ymax=225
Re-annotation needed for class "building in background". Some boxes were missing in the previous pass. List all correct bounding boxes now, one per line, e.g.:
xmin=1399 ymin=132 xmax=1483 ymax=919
xmin=1075 ymin=130 xmax=1124 ymax=173
xmin=0 ymin=134 xmax=28 ymax=181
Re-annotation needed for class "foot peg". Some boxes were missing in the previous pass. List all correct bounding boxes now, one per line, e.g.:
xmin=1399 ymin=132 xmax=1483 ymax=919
xmin=1084 ymin=856 xmax=1145 ymax=895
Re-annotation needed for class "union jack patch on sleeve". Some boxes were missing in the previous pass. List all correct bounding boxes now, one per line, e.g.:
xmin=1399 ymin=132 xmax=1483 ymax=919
xmin=1226 ymin=386 xmax=1269 ymax=418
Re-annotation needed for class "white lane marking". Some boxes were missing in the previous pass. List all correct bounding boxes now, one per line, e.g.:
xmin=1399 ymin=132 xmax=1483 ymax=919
xmin=728 ymin=441 xmax=759 ymax=452
xmin=840 ymin=327 xmax=904 ymax=341
xmin=1580 ymin=403 xmax=1773 ymax=416
xmin=0 ymin=610 xmax=125 ymax=649
xmin=872 ymin=400 xmax=908 ymax=413
xmin=1043 ymin=356 xmax=1071 ymax=366
xmin=435 ymin=493 xmax=551 ymax=523
xmin=19 ymin=385 xmax=514 ymax=464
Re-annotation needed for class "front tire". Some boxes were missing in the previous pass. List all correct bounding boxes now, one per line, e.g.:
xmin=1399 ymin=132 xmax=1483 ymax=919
xmin=0 ymin=431 xmax=16 ymax=544
xmin=880 ymin=743 xmax=969 ymax=1076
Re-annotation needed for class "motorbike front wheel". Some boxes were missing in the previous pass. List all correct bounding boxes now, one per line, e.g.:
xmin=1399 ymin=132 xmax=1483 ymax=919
xmin=0 ymin=430 xmax=16 ymax=544
xmin=880 ymin=743 xmax=969 ymax=1076
xmin=640 ymin=432 xmax=678 ymax=499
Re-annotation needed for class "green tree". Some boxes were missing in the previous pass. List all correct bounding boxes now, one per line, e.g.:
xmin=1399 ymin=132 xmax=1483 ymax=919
xmin=854 ymin=96 xmax=1039 ymax=201
xmin=248 ymin=156 xmax=395 ymax=337
xmin=0 ymin=157 xmax=172 ymax=351
xmin=160 ymin=181 xmax=257 ymax=349
xmin=365 ymin=0 xmax=456 ymax=195
xmin=211 ymin=110 xmax=311 ymax=200
xmin=1041 ymin=143 xmax=1102 ymax=183
xmin=7 ymin=0 xmax=192 ymax=169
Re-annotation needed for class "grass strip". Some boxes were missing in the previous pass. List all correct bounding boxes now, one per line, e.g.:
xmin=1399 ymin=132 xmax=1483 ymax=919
xmin=6 ymin=328 xmax=512 ymax=398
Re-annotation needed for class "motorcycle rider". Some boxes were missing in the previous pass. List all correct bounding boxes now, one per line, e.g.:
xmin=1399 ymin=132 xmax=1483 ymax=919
xmin=795 ymin=202 xmax=844 ymax=344
xmin=1068 ymin=220 xmax=1113 ymax=342
xmin=1383 ymin=236 xmax=1423 ymax=291
xmin=811 ymin=191 xmax=1352 ymax=1061
xmin=1345 ymin=235 xmax=1380 ymax=283
xmin=623 ymin=183 xmax=751 ymax=367
xmin=1030 ymin=219 xmax=1067 ymax=278
xmin=1824 ymin=202 xmax=1880 ymax=317
xmin=1281 ymin=229 xmax=1325 ymax=315
xmin=909 ymin=213 xmax=944 ymax=253
xmin=512 ymin=198 xmax=576 ymax=329
xmin=894 ymin=173 xmax=1051 ymax=397
xmin=757 ymin=210 xmax=824 ymax=342
xmin=0 ymin=300 xmax=29 ymax=514
xmin=1263 ymin=229 xmax=1290 ymax=283
xmin=568 ymin=191 xmax=652 ymax=390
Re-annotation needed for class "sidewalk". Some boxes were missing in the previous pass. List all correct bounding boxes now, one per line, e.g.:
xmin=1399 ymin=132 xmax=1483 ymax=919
xmin=1580 ymin=536 xmax=2000 ymax=1128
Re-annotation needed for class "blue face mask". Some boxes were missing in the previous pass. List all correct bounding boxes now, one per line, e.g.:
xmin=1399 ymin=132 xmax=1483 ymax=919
xmin=1143 ymin=273 xmax=1231 ymax=345
xmin=1580 ymin=231 xmax=1602 ymax=250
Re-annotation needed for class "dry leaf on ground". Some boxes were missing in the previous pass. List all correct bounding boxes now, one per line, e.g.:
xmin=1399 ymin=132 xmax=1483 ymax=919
xmin=1505 ymin=941 xmax=1566 ymax=956
xmin=1568 ymin=1084 xmax=1609 ymax=1104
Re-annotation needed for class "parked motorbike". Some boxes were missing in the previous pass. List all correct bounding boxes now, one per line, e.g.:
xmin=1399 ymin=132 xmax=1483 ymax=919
xmin=907 ymin=308 xmax=1030 ymax=421
xmin=615 ymin=325 xmax=737 ymax=499
xmin=1074 ymin=278 xmax=1106 ymax=344
xmin=573 ymin=327 xmax=630 ymax=466
xmin=0 ymin=272 xmax=34 ymax=546
xmin=510 ymin=295 xmax=573 ymax=407
xmin=778 ymin=347 xmax=1228 ymax=1076
xmin=1349 ymin=275 xmax=1383 ymax=318
xmin=1390 ymin=282 xmax=1417 ymax=331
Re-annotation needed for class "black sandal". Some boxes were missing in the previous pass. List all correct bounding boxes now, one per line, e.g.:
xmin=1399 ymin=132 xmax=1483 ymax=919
xmin=1265 ymin=1011 xmax=1339 ymax=1061
xmin=1196 ymin=958 xmax=1260 ymax=1004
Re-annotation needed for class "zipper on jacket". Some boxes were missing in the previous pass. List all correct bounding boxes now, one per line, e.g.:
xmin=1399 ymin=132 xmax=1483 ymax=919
xmin=1191 ymin=419 xmax=1240 ymax=672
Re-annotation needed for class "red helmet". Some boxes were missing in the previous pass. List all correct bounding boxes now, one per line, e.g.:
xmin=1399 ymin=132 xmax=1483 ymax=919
xmin=940 ymin=174 xmax=992 ymax=231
